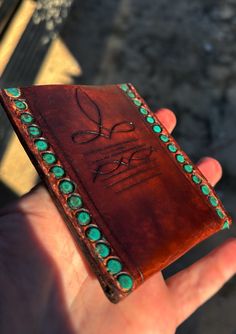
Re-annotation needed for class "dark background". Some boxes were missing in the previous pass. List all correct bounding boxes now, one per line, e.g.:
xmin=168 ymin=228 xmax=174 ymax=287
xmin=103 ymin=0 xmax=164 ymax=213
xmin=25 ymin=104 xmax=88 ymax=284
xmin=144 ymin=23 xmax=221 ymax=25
xmin=0 ymin=1 xmax=236 ymax=333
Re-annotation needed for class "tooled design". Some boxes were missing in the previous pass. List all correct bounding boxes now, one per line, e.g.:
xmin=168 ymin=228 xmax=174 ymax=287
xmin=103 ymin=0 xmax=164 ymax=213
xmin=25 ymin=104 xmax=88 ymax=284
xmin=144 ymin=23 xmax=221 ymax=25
xmin=72 ymin=88 xmax=135 ymax=144
xmin=92 ymin=145 xmax=156 ymax=183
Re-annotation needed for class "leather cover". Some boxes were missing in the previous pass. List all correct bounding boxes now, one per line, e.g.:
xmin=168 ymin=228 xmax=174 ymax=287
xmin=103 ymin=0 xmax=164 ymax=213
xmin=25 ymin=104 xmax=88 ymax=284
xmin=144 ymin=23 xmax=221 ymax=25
xmin=0 ymin=84 xmax=232 ymax=303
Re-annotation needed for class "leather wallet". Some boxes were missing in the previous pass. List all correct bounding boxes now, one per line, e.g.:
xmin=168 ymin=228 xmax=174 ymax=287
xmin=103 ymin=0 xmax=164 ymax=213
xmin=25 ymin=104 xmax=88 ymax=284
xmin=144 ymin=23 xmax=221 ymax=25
xmin=0 ymin=84 xmax=232 ymax=303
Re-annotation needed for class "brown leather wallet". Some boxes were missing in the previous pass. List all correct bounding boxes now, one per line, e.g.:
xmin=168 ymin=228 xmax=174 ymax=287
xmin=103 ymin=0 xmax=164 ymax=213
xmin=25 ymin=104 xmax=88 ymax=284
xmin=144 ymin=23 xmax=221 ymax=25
xmin=0 ymin=84 xmax=232 ymax=303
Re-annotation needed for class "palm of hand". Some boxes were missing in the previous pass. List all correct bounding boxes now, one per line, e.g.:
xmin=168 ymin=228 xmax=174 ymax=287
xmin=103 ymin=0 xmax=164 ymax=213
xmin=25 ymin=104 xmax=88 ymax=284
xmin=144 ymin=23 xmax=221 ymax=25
xmin=0 ymin=109 xmax=235 ymax=334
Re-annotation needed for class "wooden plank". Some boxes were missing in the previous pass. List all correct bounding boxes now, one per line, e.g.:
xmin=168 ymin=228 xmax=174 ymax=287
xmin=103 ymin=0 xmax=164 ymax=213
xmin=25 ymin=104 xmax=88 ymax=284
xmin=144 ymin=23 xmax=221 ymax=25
xmin=0 ymin=0 xmax=21 ymax=36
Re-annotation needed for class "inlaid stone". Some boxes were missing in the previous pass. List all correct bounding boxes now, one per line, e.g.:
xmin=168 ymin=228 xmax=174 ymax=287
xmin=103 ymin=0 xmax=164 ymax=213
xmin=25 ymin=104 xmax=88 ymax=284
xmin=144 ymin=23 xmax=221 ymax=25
xmin=209 ymin=196 xmax=218 ymax=207
xmin=95 ymin=242 xmax=111 ymax=258
xmin=139 ymin=106 xmax=148 ymax=115
xmin=76 ymin=210 xmax=91 ymax=225
xmin=20 ymin=113 xmax=34 ymax=124
xmin=5 ymin=88 xmax=21 ymax=97
xmin=216 ymin=208 xmax=225 ymax=219
xmin=42 ymin=152 xmax=56 ymax=165
xmin=133 ymin=99 xmax=142 ymax=106
xmin=127 ymin=91 xmax=135 ymax=98
xmin=201 ymin=184 xmax=210 ymax=195
xmin=222 ymin=220 xmax=230 ymax=230
xmin=160 ymin=134 xmax=169 ymax=142
xmin=192 ymin=174 xmax=202 ymax=184
xmin=67 ymin=194 xmax=82 ymax=209
xmin=14 ymin=100 xmax=27 ymax=110
xmin=34 ymin=139 xmax=48 ymax=151
xmin=120 ymin=84 xmax=129 ymax=92
xmin=152 ymin=124 xmax=162 ymax=133
xmin=146 ymin=115 xmax=155 ymax=124
xmin=86 ymin=226 xmax=102 ymax=241
xmin=176 ymin=154 xmax=185 ymax=163
xmin=28 ymin=126 xmax=42 ymax=137
xmin=183 ymin=164 xmax=193 ymax=173
xmin=59 ymin=180 xmax=75 ymax=194
xmin=106 ymin=258 xmax=122 ymax=274
xmin=50 ymin=165 xmax=65 ymax=179
xmin=168 ymin=144 xmax=177 ymax=153
xmin=117 ymin=273 xmax=133 ymax=290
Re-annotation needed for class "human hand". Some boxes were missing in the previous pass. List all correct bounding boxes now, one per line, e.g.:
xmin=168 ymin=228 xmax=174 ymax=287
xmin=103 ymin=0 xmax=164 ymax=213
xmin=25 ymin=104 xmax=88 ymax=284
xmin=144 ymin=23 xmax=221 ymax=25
xmin=0 ymin=109 xmax=235 ymax=334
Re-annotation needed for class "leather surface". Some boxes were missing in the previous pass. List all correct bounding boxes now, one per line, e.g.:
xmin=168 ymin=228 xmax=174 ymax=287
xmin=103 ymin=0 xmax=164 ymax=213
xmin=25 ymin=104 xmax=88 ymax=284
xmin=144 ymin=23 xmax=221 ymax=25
xmin=0 ymin=84 xmax=232 ymax=303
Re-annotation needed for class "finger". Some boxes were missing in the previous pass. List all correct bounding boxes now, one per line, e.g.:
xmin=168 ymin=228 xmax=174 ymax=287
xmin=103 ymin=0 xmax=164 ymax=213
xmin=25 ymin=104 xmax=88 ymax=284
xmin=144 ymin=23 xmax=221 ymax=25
xmin=154 ymin=108 xmax=177 ymax=133
xmin=197 ymin=157 xmax=223 ymax=187
xmin=166 ymin=238 xmax=236 ymax=326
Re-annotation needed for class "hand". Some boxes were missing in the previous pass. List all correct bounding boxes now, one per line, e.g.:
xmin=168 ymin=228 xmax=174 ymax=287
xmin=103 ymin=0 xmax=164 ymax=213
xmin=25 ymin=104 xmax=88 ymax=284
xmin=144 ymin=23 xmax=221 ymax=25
xmin=0 ymin=109 xmax=235 ymax=334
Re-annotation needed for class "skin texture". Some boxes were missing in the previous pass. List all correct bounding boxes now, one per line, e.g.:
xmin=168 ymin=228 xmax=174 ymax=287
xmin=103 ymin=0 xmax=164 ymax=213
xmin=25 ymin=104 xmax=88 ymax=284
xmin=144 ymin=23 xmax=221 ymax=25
xmin=0 ymin=109 xmax=235 ymax=334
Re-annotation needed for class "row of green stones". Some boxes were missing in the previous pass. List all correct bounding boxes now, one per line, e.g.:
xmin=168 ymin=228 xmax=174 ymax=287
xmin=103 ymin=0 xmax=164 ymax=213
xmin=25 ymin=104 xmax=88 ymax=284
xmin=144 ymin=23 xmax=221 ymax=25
xmin=119 ymin=83 xmax=230 ymax=230
xmin=4 ymin=87 xmax=134 ymax=292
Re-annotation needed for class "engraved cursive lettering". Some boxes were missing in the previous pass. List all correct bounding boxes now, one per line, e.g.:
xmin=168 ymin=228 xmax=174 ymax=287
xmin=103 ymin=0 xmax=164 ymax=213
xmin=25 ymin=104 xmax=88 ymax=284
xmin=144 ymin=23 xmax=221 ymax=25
xmin=92 ymin=146 xmax=156 ymax=183
xmin=72 ymin=88 xmax=135 ymax=144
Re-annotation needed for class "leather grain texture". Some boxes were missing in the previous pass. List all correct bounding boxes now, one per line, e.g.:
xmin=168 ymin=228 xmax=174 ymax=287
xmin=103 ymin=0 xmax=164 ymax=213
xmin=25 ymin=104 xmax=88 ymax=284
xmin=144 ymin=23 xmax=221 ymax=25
xmin=0 ymin=84 xmax=232 ymax=303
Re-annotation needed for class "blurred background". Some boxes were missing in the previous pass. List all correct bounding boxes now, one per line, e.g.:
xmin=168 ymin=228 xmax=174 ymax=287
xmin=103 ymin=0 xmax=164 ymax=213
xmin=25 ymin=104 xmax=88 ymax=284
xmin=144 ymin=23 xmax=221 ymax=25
xmin=0 ymin=1 xmax=235 ymax=333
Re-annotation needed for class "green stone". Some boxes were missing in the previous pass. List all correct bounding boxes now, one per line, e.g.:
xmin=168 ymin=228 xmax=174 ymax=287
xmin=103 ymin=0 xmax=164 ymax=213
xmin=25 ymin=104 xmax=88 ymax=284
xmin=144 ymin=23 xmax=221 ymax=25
xmin=176 ymin=154 xmax=185 ymax=163
xmin=120 ymin=83 xmax=129 ymax=92
xmin=59 ymin=180 xmax=75 ymax=194
xmin=42 ymin=152 xmax=56 ymax=165
xmin=216 ymin=208 xmax=225 ymax=219
xmin=192 ymin=174 xmax=202 ymax=184
xmin=117 ymin=274 xmax=133 ymax=290
xmin=86 ymin=226 xmax=102 ymax=241
xmin=34 ymin=139 xmax=48 ymax=151
xmin=221 ymin=220 xmax=230 ymax=230
xmin=14 ymin=100 xmax=27 ymax=110
xmin=183 ymin=164 xmax=193 ymax=173
xmin=146 ymin=116 xmax=155 ymax=124
xmin=20 ymin=113 xmax=34 ymax=124
xmin=201 ymin=184 xmax=210 ymax=195
xmin=139 ymin=106 xmax=148 ymax=115
xmin=160 ymin=134 xmax=169 ymax=143
xmin=50 ymin=165 xmax=65 ymax=179
xmin=168 ymin=144 xmax=177 ymax=153
xmin=152 ymin=124 xmax=162 ymax=133
xmin=67 ymin=194 xmax=82 ymax=209
xmin=76 ymin=210 xmax=91 ymax=225
xmin=28 ymin=126 xmax=42 ymax=137
xmin=95 ymin=243 xmax=110 ymax=258
xmin=106 ymin=258 xmax=122 ymax=274
xmin=127 ymin=91 xmax=135 ymax=98
xmin=209 ymin=196 xmax=218 ymax=207
xmin=133 ymin=99 xmax=142 ymax=107
xmin=5 ymin=88 xmax=21 ymax=97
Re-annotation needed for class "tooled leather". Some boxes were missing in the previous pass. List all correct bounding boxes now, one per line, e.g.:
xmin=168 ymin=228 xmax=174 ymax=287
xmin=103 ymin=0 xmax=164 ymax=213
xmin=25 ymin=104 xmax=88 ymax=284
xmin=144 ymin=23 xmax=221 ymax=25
xmin=0 ymin=84 xmax=232 ymax=302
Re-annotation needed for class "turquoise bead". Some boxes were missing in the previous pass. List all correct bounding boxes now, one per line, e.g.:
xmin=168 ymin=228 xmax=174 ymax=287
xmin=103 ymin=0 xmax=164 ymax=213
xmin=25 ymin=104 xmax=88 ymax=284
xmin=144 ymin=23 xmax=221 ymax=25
xmin=117 ymin=274 xmax=133 ymax=290
xmin=183 ymin=164 xmax=193 ymax=173
xmin=42 ymin=152 xmax=56 ymax=165
xmin=14 ymin=100 xmax=27 ymax=110
xmin=146 ymin=116 xmax=155 ymax=124
xmin=86 ymin=226 xmax=102 ymax=241
xmin=5 ymin=88 xmax=21 ymax=97
xmin=50 ymin=165 xmax=65 ymax=179
xmin=139 ymin=106 xmax=148 ymax=115
xmin=67 ymin=195 xmax=82 ymax=209
xmin=95 ymin=243 xmax=111 ymax=258
xmin=160 ymin=134 xmax=169 ymax=143
xmin=59 ymin=180 xmax=75 ymax=194
xmin=28 ymin=126 xmax=42 ymax=137
xmin=106 ymin=258 xmax=122 ymax=274
xmin=152 ymin=124 xmax=162 ymax=133
xmin=76 ymin=210 xmax=91 ymax=225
